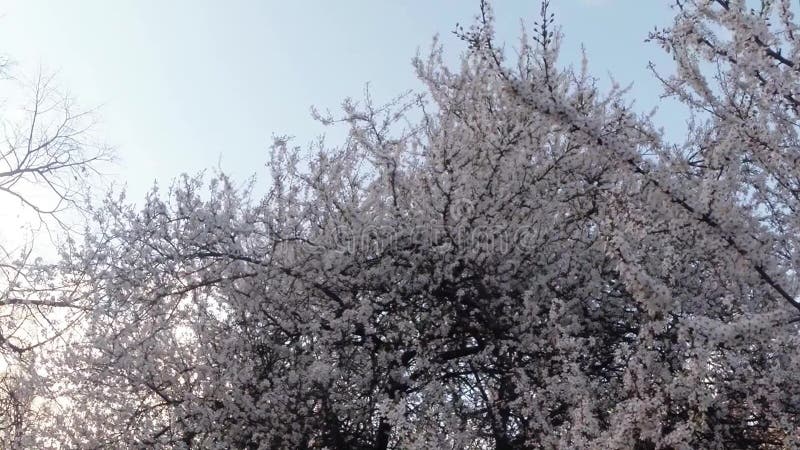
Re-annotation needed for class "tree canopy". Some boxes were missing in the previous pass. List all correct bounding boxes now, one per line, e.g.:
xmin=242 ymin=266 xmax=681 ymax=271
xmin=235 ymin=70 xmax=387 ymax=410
xmin=5 ymin=1 xmax=800 ymax=448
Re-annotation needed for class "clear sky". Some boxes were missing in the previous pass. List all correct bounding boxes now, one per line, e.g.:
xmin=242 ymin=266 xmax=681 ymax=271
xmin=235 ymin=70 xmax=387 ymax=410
xmin=0 ymin=1 xmax=677 ymax=203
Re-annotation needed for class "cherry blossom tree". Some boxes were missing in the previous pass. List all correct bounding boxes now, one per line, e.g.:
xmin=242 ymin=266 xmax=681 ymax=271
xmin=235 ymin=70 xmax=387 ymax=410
xmin=34 ymin=1 xmax=800 ymax=448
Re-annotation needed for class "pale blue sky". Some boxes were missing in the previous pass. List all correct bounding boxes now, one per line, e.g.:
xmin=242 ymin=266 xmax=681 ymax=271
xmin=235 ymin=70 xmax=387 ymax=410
xmin=0 ymin=1 xmax=677 ymax=201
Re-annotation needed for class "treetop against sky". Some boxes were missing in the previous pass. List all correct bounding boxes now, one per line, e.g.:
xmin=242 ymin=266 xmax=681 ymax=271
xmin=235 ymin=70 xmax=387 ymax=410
xmin=0 ymin=1 xmax=676 ymax=200
xmin=2 ymin=1 xmax=800 ymax=448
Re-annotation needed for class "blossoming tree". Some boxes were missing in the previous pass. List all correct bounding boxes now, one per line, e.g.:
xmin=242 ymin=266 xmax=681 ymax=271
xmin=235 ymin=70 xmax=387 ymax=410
xmin=34 ymin=1 xmax=800 ymax=448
